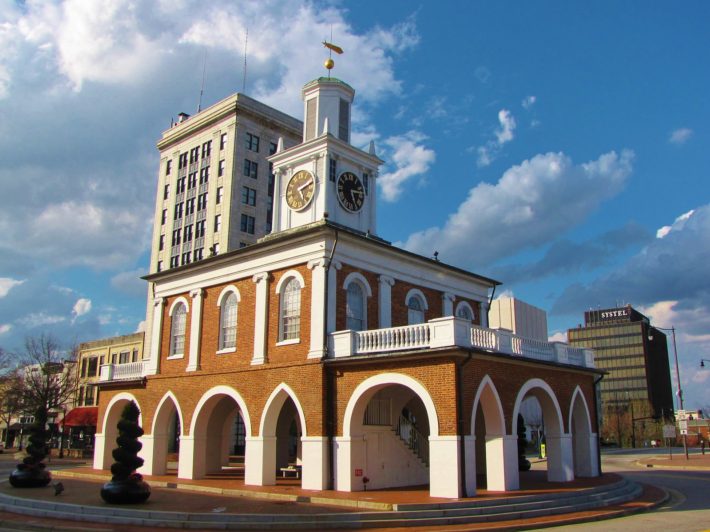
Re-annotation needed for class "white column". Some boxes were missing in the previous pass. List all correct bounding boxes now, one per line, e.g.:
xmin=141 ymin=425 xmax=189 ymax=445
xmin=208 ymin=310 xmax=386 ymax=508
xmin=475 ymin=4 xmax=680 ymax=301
xmin=326 ymin=260 xmax=342 ymax=334
xmin=333 ymin=436 xmax=365 ymax=492
xmin=272 ymin=169 xmax=283 ymax=232
xmin=485 ymin=434 xmax=519 ymax=491
xmin=429 ymin=436 xmax=461 ymax=498
xmin=92 ymin=433 xmax=108 ymax=470
xmin=547 ymin=434 xmax=575 ymax=482
xmin=252 ymin=272 xmax=271 ymax=365
xmin=378 ymin=275 xmax=395 ymax=328
xmin=187 ymin=288 xmax=204 ymax=372
xmin=177 ymin=435 xmax=198 ymax=479
xmin=245 ymin=436 xmax=277 ymax=486
xmin=442 ymin=292 xmax=456 ymax=316
xmin=301 ymin=436 xmax=329 ymax=490
xmin=145 ymin=297 xmax=164 ymax=375
xmin=137 ymin=435 xmax=156 ymax=475
xmin=307 ymin=259 xmax=327 ymax=359
xmin=463 ymin=434 xmax=477 ymax=497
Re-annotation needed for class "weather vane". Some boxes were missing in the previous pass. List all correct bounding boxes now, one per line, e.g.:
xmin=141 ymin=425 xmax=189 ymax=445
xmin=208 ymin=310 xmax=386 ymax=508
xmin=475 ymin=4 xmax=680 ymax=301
xmin=322 ymin=26 xmax=343 ymax=78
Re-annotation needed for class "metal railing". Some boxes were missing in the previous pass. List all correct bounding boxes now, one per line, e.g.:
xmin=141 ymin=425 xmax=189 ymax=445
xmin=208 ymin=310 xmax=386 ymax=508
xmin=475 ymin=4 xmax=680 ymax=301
xmin=395 ymin=415 xmax=429 ymax=466
xmin=99 ymin=361 xmax=145 ymax=382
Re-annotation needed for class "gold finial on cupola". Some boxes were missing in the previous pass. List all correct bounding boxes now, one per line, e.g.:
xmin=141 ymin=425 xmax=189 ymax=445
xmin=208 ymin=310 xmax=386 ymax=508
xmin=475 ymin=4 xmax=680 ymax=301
xmin=322 ymin=33 xmax=343 ymax=77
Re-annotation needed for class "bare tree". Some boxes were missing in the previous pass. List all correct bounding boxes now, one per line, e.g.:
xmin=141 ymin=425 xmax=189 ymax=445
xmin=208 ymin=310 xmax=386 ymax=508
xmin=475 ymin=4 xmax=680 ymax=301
xmin=16 ymin=334 xmax=78 ymax=417
xmin=0 ymin=370 xmax=23 ymax=447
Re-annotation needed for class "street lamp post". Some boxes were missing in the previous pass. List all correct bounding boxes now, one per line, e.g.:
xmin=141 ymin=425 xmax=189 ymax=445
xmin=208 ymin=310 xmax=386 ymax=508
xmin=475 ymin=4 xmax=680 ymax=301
xmin=649 ymin=325 xmax=687 ymax=459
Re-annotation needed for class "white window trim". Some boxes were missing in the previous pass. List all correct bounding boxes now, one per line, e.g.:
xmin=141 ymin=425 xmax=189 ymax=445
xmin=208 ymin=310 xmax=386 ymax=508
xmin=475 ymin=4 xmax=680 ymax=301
xmin=274 ymin=270 xmax=305 ymax=293
xmin=168 ymin=296 xmax=189 ymax=358
xmin=405 ymin=288 xmax=429 ymax=310
xmin=217 ymin=285 xmax=240 ymax=352
xmin=168 ymin=296 xmax=190 ymax=316
xmin=455 ymin=301 xmax=475 ymax=320
xmin=343 ymin=272 xmax=371 ymax=331
xmin=276 ymin=271 xmax=305 ymax=342
xmin=342 ymin=272 xmax=373 ymax=297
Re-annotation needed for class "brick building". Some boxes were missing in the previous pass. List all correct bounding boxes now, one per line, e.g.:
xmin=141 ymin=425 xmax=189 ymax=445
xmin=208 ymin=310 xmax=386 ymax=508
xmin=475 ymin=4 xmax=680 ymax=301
xmin=94 ymin=75 xmax=602 ymax=498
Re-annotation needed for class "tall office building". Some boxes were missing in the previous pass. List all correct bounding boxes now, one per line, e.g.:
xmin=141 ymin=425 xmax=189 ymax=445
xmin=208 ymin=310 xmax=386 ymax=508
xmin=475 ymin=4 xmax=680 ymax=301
xmin=149 ymin=93 xmax=303 ymax=274
xmin=567 ymin=305 xmax=673 ymax=419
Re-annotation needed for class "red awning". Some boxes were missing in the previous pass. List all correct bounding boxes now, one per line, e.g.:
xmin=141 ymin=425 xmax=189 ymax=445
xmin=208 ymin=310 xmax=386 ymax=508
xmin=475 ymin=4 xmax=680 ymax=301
xmin=63 ymin=407 xmax=98 ymax=427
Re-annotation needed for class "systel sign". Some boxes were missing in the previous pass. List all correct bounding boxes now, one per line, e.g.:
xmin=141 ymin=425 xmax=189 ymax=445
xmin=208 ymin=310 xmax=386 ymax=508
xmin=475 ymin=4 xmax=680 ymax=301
xmin=598 ymin=308 xmax=630 ymax=320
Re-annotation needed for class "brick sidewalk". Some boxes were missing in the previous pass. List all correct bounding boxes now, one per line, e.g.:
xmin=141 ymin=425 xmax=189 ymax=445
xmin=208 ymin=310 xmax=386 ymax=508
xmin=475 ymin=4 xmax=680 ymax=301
xmin=638 ymin=451 xmax=710 ymax=469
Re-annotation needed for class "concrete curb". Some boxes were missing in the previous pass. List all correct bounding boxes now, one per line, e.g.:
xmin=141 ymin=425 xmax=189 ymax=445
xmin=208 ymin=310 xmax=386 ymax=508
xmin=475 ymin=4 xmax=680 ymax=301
xmin=635 ymin=460 xmax=710 ymax=471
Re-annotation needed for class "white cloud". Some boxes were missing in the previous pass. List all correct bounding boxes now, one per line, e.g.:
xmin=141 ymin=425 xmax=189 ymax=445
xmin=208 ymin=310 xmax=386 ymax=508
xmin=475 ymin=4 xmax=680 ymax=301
xmin=656 ymin=209 xmax=694 ymax=238
xmin=0 ymin=277 xmax=24 ymax=298
xmin=476 ymin=109 xmax=517 ymax=167
xmin=548 ymin=331 xmax=567 ymax=343
xmin=669 ymin=128 xmax=693 ymax=145
xmin=18 ymin=312 xmax=67 ymax=328
xmin=522 ymin=95 xmax=536 ymax=109
xmin=378 ymin=131 xmax=436 ymax=202
xmin=404 ymin=150 xmax=634 ymax=268
xmin=0 ymin=324 xmax=11 ymax=335
xmin=72 ymin=298 xmax=92 ymax=319
xmin=135 ymin=320 xmax=146 ymax=333
xmin=495 ymin=109 xmax=516 ymax=144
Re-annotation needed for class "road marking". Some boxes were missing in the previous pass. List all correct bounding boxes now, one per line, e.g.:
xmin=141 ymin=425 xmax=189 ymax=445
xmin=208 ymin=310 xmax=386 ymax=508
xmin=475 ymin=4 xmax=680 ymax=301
xmin=655 ymin=488 xmax=685 ymax=511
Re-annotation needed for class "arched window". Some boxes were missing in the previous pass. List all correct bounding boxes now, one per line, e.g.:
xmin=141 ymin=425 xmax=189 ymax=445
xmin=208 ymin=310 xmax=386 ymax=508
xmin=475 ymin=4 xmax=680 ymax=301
xmin=170 ymin=303 xmax=187 ymax=356
xmin=280 ymin=278 xmax=301 ymax=341
xmin=456 ymin=302 xmax=474 ymax=321
xmin=407 ymin=294 xmax=426 ymax=325
xmin=220 ymin=292 xmax=238 ymax=350
xmin=346 ymin=282 xmax=365 ymax=331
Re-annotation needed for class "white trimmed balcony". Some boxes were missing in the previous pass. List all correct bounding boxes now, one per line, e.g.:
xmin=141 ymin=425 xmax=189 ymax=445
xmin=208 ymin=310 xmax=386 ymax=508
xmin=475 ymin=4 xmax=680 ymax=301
xmin=99 ymin=361 xmax=147 ymax=382
xmin=328 ymin=316 xmax=595 ymax=368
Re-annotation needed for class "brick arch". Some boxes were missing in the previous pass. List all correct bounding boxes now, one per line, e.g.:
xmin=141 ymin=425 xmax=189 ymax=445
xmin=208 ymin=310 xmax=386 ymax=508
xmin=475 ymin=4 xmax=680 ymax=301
xmin=259 ymin=383 xmax=308 ymax=437
xmin=511 ymin=378 xmax=564 ymax=437
xmin=101 ymin=392 xmax=143 ymax=434
xmin=189 ymin=385 xmax=252 ymax=437
xmin=470 ymin=374 xmax=505 ymax=436
xmin=151 ymin=391 xmax=184 ymax=436
xmin=342 ymin=372 xmax=439 ymax=438
xmin=568 ymin=386 xmax=592 ymax=435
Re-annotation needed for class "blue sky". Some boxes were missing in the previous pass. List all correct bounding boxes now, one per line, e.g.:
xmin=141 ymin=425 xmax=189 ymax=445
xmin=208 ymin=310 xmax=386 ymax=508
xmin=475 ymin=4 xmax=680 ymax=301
xmin=1 ymin=1 xmax=708 ymax=409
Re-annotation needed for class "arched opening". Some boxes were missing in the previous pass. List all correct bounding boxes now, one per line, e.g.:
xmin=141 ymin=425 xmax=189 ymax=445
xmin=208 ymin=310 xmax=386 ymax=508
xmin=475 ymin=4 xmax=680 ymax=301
xmin=470 ymin=376 xmax=513 ymax=494
xmin=254 ymin=384 xmax=308 ymax=487
xmin=146 ymin=392 xmax=183 ymax=476
xmin=340 ymin=374 xmax=445 ymax=496
xmin=512 ymin=379 xmax=571 ymax=484
xmin=93 ymin=394 xmax=142 ymax=471
xmin=569 ymin=387 xmax=598 ymax=477
xmin=181 ymin=387 xmax=251 ymax=480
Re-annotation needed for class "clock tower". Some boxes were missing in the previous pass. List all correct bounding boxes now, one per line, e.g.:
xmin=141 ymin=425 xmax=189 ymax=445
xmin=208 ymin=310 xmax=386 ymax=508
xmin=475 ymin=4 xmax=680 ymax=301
xmin=268 ymin=77 xmax=383 ymax=236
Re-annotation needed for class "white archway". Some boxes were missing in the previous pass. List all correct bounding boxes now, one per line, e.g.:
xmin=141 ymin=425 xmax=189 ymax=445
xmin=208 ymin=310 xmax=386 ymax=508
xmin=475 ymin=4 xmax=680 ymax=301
xmin=142 ymin=391 xmax=184 ymax=475
xmin=251 ymin=383 xmax=312 ymax=488
xmin=512 ymin=378 xmax=572 ymax=483
xmin=93 ymin=393 xmax=143 ymax=471
xmin=179 ymin=386 xmax=252 ymax=480
xmin=337 ymin=373 xmax=462 ymax=498
xmin=569 ymin=387 xmax=598 ymax=477
xmin=468 ymin=375 xmax=516 ymax=494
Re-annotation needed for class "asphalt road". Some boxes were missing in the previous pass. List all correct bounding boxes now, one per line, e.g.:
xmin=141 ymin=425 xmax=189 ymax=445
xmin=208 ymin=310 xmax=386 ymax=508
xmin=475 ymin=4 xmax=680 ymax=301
xmin=548 ymin=448 xmax=710 ymax=532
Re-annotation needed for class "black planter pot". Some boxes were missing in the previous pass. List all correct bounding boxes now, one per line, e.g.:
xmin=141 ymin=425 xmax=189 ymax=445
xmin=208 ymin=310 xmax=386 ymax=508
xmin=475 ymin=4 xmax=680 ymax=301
xmin=100 ymin=478 xmax=151 ymax=504
xmin=9 ymin=465 xmax=51 ymax=488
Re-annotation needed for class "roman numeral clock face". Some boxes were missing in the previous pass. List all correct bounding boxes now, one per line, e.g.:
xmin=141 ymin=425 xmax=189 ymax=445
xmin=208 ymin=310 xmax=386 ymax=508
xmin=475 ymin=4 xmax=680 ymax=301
xmin=337 ymin=172 xmax=365 ymax=212
xmin=286 ymin=170 xmax=315 ymax=211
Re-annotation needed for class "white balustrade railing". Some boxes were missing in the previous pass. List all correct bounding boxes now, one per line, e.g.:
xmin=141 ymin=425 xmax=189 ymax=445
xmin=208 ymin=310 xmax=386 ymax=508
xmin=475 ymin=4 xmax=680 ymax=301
xmin=329 ymin=317 xmax=595 ymax=369
xmin=355 ymin=323 xmax=431 ymax=354
xmin=99 ymin=361 xmax=146 ymax=382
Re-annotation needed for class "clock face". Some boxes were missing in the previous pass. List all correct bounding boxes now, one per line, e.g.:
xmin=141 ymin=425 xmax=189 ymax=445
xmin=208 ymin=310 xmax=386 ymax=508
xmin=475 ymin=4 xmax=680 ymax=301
xmin=337 ymin=172 xmax=365 ymax=212
xmin=286 ymin=170 xmax=315 ymax=211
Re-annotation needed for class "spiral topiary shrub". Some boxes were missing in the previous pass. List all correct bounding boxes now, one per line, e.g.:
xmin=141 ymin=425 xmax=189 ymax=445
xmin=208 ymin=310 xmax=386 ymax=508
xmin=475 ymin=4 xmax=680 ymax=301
xmin=9 ymin=406 xmax=52 ymax=488
xmin=100 ymin=401 xmax=151 ymax=504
